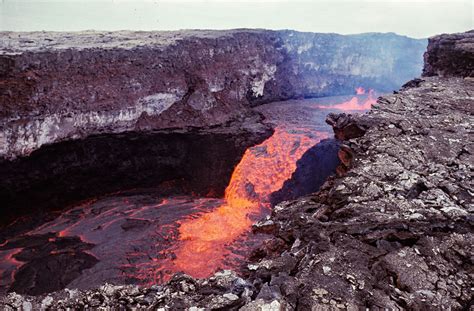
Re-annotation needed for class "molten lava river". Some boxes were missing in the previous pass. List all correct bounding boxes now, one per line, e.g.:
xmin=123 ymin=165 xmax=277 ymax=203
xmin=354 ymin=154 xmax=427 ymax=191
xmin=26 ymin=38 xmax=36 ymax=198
xmin=0 ymin=90 xmax=375 ymax=295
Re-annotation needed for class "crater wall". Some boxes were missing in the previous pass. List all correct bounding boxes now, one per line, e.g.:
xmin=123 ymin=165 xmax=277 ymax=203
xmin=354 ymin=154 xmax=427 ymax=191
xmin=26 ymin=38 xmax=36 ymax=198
xmin=1 ymin=30 xmax=426 ymax=159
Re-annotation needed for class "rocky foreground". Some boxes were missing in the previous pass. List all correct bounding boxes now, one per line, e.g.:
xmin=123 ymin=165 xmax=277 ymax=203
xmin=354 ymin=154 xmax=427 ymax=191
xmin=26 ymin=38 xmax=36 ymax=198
xmin=1 ymin=32 xmax=473 ymax=310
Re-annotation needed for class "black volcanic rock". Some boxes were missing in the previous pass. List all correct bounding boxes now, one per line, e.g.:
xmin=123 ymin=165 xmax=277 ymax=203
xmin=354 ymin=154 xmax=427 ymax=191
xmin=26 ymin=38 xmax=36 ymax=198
xmin=1 ymin=233 xmax=98 ymax=296
xmin=269 ymin=138 xmax=341 ymax=204
xmin=325 ymin=112 xmax=368 ymax=140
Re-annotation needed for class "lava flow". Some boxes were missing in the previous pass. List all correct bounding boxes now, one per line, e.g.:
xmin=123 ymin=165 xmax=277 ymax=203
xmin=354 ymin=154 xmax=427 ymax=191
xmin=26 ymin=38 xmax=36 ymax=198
xmin=318 ymin=87 xmax=377 ymax=111
xmin=167 ymin=127 xmax=328 ymax=278
xmin=0 ymin=92 xmax=367 ymax=294
xmin=355 ymin=86 xmax=366 ymax=95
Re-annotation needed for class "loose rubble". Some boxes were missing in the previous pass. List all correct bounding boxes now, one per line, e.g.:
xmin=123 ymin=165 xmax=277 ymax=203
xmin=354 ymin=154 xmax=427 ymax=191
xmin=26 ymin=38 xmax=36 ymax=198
xmin=2 ymin=271 xmax=256 ymax=310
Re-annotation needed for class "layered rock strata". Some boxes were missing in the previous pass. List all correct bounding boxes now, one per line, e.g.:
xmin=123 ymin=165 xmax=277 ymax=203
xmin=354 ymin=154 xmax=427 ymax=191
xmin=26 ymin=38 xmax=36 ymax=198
xmin=423 ymin=30 xmax=474 ymax=77
xmin=1 ymin=30 xmax=425 ymax=159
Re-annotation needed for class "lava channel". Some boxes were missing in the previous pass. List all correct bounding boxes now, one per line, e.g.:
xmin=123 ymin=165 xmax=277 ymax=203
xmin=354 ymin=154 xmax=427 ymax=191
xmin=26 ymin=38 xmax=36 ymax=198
xmin=317 ymin=87 xmax=377 ymax=111
xmin=163 ymin=126 xmax=329 ymax=279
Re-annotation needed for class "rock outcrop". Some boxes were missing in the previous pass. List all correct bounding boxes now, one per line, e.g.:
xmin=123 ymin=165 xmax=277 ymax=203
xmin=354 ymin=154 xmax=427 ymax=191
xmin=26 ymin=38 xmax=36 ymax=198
xmin=423 ymin=30 xmax=474 ymax=77
xmin=256 ymin=75 xmax=472 ymax=310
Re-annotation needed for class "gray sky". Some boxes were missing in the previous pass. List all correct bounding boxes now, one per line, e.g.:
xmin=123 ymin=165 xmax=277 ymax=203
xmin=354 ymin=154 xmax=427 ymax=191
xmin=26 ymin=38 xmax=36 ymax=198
xmin=0 ymin=0 xmax=472 ymax=38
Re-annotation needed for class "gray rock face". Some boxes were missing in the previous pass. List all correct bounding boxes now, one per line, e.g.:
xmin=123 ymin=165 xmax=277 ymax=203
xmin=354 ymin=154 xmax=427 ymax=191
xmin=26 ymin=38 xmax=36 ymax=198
xmin=423 ymin=30 xmax=474 ymax=78
xmin=0 ymin=30 xmax=425 ymax=160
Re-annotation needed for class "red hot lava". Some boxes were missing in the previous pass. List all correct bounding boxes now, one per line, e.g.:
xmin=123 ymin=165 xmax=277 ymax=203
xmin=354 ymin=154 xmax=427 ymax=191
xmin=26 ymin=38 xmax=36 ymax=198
xmin=318 ymin=87 xmax=377 ymax=111
xmin=0 ymin=248 xmax=23 ymax=289
xmin=355 ymin=86 xmax=366 ymax=95
xmin=0 ymin=92 xmax=374 ymax=293
xmin=166 ymin=127 xmax=328 ymax=278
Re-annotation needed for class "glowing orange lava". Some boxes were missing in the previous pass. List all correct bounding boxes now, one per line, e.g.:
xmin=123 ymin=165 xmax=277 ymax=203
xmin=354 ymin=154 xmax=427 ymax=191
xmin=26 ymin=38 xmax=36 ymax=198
xmin=318 ymin=88 xmax=377 ymax=111
xmin=169 ymin=127 xmax=328 ymax=278
xmin=355 ymin=87 xmax=366 ymax=95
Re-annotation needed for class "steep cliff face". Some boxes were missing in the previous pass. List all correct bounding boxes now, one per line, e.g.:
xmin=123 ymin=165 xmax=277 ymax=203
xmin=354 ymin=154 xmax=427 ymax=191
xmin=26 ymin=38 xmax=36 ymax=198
xmin=423 ymin=30 xmax=474 ymax=77
xmin=0 ymin=30 xmax=279 ymax=160
xmin=257 ymin=31 xmax=426 ymax=104
xmin=0 ymin=30 xmax=425 ymax=160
